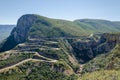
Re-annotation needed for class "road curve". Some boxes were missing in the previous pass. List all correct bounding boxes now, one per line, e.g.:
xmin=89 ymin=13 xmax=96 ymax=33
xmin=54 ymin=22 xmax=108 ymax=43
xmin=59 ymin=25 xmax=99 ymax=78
xmin=0 ymin=58 xmax=57 ymax=73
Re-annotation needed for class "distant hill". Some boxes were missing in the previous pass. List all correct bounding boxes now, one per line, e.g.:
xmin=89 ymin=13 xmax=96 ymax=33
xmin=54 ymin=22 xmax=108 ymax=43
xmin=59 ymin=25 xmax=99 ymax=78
xmin=0 ymin=25 xmax=15 ymax=43
xmin=74 ymin=19 xmax=120 ymax=33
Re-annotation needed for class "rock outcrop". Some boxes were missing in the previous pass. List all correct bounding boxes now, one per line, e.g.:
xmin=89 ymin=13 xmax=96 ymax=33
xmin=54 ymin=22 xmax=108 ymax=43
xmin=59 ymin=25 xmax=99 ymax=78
xmin=69 ymin=33 xmax=120 ymax=63
xmin=0 ymin=14 xmax=38 ymax=52
xmin=11 ymin=14 xmax=38 ymax=43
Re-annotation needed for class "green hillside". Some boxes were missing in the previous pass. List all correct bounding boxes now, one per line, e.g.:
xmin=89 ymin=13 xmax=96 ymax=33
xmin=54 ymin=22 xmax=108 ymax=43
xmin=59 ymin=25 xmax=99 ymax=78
xmin=28 ymin=15 xmax=120 ymax=37
xmin=0 ymin=38 xmax=79 ymax=80
xmin=0 ymin=14 xmax=120 ymax=80
xmin=74 ymin=19 xmax=120 ymax=33
xmin=28 ymin=14 xmax=89 ymax=38
xmin=83 ymin=44 xmax=120 ymax=73
xmin=80 ymin=70 xmax=120 ymax=80
xmin=80 ymin=44 xmax=120 ymax=80
xmin=1 ymin=14 xmax=120 ymax=52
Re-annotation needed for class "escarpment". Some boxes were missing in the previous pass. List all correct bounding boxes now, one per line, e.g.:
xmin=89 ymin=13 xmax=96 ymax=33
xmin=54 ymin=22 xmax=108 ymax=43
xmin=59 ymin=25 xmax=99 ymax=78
xmin=11 ymin=14 xmax=38 ymax=43
xmin=69 ymin=33 xmax=120 ymax=63
xmin=0 ymin=14 xmax=120 ymax=63
xmin=0 ymin=14 xmax=38 ymax=52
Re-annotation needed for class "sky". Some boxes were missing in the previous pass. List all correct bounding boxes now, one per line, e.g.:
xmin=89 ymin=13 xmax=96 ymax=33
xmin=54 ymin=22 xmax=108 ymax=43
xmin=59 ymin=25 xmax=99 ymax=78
xmin=0 ymin=0 xmax=120 ymax=24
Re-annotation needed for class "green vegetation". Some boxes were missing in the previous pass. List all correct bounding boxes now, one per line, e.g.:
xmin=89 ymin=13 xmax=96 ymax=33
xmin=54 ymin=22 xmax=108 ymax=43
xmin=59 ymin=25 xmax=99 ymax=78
xmin=1 ymin=14 xmax=120 ymax=52
xmin=28 ymin=14 xmax=120 ymax=38
xmin=29 ymin=22 xmax=69 ymax=37
xmin=75 ymin=19 xmax=120 ymax=33
xmin=0 ymin=38 xmax=79 ymax=79
xmin=79 ymin=44 xmax=120 ymax=80
xmin=0 ymin=61 xmax=78 ymax=80
xmin=39 ymin=49 xmax=69 ymax=62
xmin=1 ymin=14 xmax=120 ymax=80
xmin=80 ymin=70 xmax=120 ymax=80
xmin=0 ymin=53 xmax=34 ymax=69
xmin=82 ymin=44 xmax=120 ymax=73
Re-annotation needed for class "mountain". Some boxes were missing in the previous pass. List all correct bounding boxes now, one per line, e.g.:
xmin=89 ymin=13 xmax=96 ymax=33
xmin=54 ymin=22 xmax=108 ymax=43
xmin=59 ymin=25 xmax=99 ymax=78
xmin=0 ymin=14 xmax=120 ymax=80
xmin=0 ymin=25 xmax=15 ymax=43
xmin=74 ymin=19 xmax=120 ymax=32
xmin=1 ymin=14 xmax=120 ymax=52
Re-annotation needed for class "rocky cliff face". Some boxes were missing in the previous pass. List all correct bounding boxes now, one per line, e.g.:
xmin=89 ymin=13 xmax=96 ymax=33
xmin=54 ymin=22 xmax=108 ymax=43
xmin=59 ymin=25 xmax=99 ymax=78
xmin=69 ymin=33 xmax=120 ymax=63
xmin=11 ymin=14 xmax=38 ymax=43
xmin=68 ymin=38 xmax=97 ymax=63
xmin=0 ymin=14 xmax=38 ymax=52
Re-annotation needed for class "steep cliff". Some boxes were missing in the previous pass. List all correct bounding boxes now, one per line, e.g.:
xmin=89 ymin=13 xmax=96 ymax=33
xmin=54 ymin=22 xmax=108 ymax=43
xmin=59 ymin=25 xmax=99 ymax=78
xmin=11 ymin=14 xmax=38 ymax=43
xmin=0 ymin=14 xmax=38 ymax=52
xmin=69 ymin=33 xmax=120 ymax=63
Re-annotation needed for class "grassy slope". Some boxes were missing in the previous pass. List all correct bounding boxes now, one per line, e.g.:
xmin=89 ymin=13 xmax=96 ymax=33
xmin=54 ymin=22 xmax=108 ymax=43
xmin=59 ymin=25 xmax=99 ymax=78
xmin=0 ymin=38 xmax=79 ymax=80
xmin=83 ymin=44 xmax=120 ymax=72
xmin=28 ymin=15 xmax=120 ymax=38
xmin=80 ymin=70 xmax=120 ymax=80
xmin=74 ymin=19 xmax=120 ymax=33
xmin=29 ymin=15 xmax=89 ymax=37
xmin=0 ymin=55 xmax=78 ymax=80
xmin=80 ymin=44 xmax=120 ymax=80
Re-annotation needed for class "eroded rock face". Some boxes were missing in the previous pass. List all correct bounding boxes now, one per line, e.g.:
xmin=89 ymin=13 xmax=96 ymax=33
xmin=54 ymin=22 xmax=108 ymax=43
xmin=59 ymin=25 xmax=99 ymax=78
xmin=0 ymin=14 xmax=38 ymax=52
xmin=96 ymin=33 xmax=119 ymax=54
xmin=69 ymin=33 xmax=120 ymax=63
xmin=11 ymin=14 xmax=37 ymax=43
xmin=69 ymin=38 xmax=97 ymax=63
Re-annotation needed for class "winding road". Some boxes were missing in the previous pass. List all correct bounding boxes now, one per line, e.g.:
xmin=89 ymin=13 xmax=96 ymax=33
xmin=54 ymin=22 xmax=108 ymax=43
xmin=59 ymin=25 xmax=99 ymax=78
xmin=0 ymin=58 xmax=57 ymax=73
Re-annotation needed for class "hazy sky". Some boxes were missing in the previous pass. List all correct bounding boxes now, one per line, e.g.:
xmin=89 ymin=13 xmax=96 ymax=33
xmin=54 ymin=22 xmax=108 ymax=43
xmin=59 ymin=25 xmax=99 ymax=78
xmin=0 ymin=0 xmax=120 ymax=24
